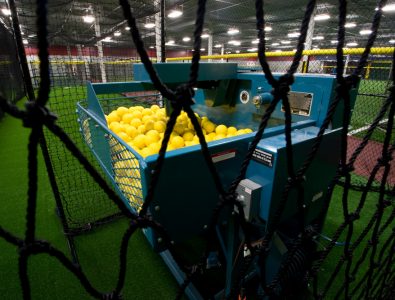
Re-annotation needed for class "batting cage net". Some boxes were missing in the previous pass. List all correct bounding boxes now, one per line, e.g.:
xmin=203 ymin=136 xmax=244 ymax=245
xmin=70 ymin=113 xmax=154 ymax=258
xmin=0 ymin=0 xmax=394 ymax=299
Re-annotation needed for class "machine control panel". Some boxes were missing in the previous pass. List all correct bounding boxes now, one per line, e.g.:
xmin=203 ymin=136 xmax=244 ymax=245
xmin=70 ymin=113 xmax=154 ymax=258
xmin=281 ymin=91 xmax=313 ymax=116
xmin=235 ymin=179 xmax=262 ymax=221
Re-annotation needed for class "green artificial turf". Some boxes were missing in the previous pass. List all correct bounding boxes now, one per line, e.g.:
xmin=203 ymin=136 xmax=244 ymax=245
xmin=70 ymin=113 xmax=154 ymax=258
xmin=0 ymin=109 xmax=179 ymax=299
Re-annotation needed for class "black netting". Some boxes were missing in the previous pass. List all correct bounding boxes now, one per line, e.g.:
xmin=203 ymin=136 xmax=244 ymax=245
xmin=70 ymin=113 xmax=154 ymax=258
xmin=0 ymin=0 xmax=394 ymax=299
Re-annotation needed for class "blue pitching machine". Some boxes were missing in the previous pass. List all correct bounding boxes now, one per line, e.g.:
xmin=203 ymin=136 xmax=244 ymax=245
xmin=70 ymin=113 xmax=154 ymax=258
xmin=77 ymin=63 xmax=358 ymax=299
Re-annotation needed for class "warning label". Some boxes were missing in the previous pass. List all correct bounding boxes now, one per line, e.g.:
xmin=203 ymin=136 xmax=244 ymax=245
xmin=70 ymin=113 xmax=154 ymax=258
xmin=252 ymin=149 xmax=274 ymax=167
xmin=211 ymin=149 xmax=236 ymax=163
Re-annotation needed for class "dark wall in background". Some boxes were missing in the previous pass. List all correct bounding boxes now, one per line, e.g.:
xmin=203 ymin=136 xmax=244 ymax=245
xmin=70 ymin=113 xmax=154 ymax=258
xmin=0 ymin=23 xmax=25 ymax=118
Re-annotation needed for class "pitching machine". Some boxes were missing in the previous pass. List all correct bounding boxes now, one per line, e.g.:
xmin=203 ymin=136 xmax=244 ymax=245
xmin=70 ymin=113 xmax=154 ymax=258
xmin=77 ymin=63 xmax=358 ymax=299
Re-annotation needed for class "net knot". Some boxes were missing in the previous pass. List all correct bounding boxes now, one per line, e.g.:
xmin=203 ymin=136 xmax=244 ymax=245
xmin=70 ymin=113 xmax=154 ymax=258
xmin=171 ymin=84 xmax=195 ymax=110
xmin=23 ymin=101 xmax=57 ymax=128
xmin=387 ymin=84 xmax=395 ymax=94
xmin=336 ymin=75 xmax=359 ymax=95
xmin=346 ymin=213 xmax=360 ymax=223
xmin=338 ymin=165 xmax=353 ymax=176
xmin=377 ymin=154 xmax=392 ymax=167
xmin=132 ymin=216 xmax=150 ymax=229
xmin=272 ymin=74 xmax=294 ymax=98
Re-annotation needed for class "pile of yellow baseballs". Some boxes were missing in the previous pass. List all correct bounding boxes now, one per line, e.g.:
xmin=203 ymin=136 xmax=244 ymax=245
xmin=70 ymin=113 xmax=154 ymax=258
xmin=105 ymin=104 xmax=253 ymax=158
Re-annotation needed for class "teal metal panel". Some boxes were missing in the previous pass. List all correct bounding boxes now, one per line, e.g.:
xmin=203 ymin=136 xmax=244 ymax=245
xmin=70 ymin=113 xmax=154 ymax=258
xmin=92 ymin=81 xmax=153 ymax=95
xmin=133 ymin=62 xmax=238 ymax=83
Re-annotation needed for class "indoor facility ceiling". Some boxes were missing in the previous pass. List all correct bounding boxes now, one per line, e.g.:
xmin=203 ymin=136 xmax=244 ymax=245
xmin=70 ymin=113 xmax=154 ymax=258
xmin=0 ymin=0 xmax=394 ymax=54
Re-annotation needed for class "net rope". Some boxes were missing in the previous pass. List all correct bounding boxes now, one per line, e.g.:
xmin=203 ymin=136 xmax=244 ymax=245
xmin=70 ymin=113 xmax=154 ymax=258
xmin=0 ymin=0 xmax=394 ymax=299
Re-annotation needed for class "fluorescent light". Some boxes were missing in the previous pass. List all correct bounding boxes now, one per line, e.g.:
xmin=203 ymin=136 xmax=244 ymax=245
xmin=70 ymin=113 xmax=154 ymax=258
xmin=114 ymin=31 xmax=121 ymax=37
xmin=314 ymin=13 xmax=330 ymax=21
xmin=214 ymin=44 xmax=222 ymax=48
xmin=1 ymin=8 xmax=11 ymax=16
xmin=149 ymin=46 xmax=155 ymax=49
xmin=28 ymin=34 xmax=36 ymax=38
xmin=264 ymin=26 xmax=272 ymax=32
xmin=247 ymin=48 xmax=258 ymax=52
xmin=168 ymin=9 xmax=182 ymax=18
xmin=228 ymin=40 xmax=241 ymax=46
xmin=272 ymin=42 xmax=280 ymax=46
xmin=144 ymin=23 xmax=155 ymax=29
xmin=165 ymin=40 xmax=175 ymax=45
xmin=102 ymin=37 xmax=113 ymax=42
xmin=201 ymin=33 xmax=210 ymax=39
xmin=345 ymin=22 xmax=356 ymax=28
xmin=312 ymin=36 xmax=324 ymax=40
xmin=346 ymin=42 xmax=358 ymax=47
xmin=389 ymin=39 xmax=395 ymax=44
xmin=331 ymin=40 xmax=338 ymax=44
xmin=200 ymin=48 xmax=205 ymax=51
xmin=235 ymin=50 xmax=240 ymax=53
xmin=275 ymin=50 xmax=282 ymax=52
xmin=252 ymin=39 xmax=259 ymax=44
xmin=360 ymin=29 xmax=372 ymax=35
xmin=182 ymin=37 xmax=191 ymax=42
xmin=125 ymin=26 xmax=131 ymax=30
xmin=288 ymin=32 xmax=300 ymax=38
xmin=383 ymin=4 xmax=395 ymax=12
xmin=22 ymin=39 xmax=28 ymax=45
xmin=227 ymin=28 xmax=239 ymax=35
xmin=83 ymin=15 xmax=95 ymax=23
xmin=281 ymin=40 xmax=291 ymax=44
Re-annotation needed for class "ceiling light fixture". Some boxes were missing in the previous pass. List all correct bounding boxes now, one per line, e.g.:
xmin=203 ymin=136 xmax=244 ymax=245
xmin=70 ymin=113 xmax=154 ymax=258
xmin=275 ymin=49 xmax=282 ymax=52
xmin=235 ymin=50 xmax=240 ymax=53
xmin=264 ymin=26 xmax=272 ymax=32
xmin=214 ymin=44 xmax=222 ymax=48
xmin=389 ymin=39 xmax=395 ymax=44
xmin=247 ymin=48 xmax=258 ymax=52
xmin=346 ymin=42 xmax=358 ymax=47
xmin=312 ymin=36 xmax=324 ymax=40
xmin=382 ymin=4 xmax=395 ymax=12
xmin=103 ymin=37 xmax=113 ymax=42
xmin=201 ymin=33 xmax=210 ymax=39
xmin=288 ymin=32 xmax=300 ymax=38
xmin=272 ymin=42 xmax=280 ymax=46
xmin=83 ymin=15 xmax=95 ymax=23
xmin=360 ymin=29 xmax=372 ymax=35
xmin=182 ymin=37 xmax=191 ymax=42
xmin=114 ymin=31 xmax=121 ymax=37
xmin=125 ymin=26 xmax=131 ymax=30
xmin=1 ymin=8 xmax=11 ymax=16
xmin=228 ymin=40 xmax=241 ymax=46
xmin=227 ymin=28 xmax=239 ymax=35
xmin=314 ymin=13 xmax=330 ymax=21
xmin=168 ymin=9 xmax=182 ymax=19
xmin=252 ymin=39 xmax=259 ymax=44
xmin=200 ymin=48 xmax=205 ymax=51
xmin=345 ymin=22 xmax=356 ymax=28
xmin=331 ymin=40 xmax=338 ymax=44
xmin=281 ymin=40 xmax=291 ymax=44
xmin=165 ymin=40 xmax=175 ymax=45
xmin=144 ymin=22 xmax=155 ymax=29
xmin=22 ymin=39 xmax=28 ymax=45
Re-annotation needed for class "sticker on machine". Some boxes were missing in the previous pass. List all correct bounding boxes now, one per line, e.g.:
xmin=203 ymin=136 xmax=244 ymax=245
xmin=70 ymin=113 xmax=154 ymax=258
xmin=211 ymin=149 xmax=236 ymax=163
xmin=252 ymin=149 xmax=274 ymax=167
